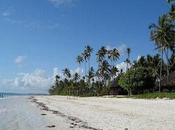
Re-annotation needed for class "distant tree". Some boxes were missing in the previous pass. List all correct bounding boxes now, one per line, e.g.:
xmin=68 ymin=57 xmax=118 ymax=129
xmin=87 ymin=67 xmax=95 ymax=84
xmin=63 ymin=68 xmax=71 ymax=79
xmin=76 ymin=55 xmax=84 ymax=68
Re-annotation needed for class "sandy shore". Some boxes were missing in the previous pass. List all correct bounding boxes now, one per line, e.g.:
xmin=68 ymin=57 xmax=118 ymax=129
xmin=32 ymin=96 xmax=175 ymax=130
xmin=1 ymin=96 xmax=175 ymax=130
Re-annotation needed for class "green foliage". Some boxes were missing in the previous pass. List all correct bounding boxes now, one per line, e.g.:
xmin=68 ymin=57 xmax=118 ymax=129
xmin=119 ymin=67 xmax=155 ymax=95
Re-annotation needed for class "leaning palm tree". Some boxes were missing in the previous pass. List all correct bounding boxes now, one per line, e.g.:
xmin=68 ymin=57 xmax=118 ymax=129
xmin=149 ymin=14 xmax=175 ymax=92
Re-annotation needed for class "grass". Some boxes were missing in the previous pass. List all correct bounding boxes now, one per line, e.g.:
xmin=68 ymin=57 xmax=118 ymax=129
xmin=132 ymin=92 xmax=175 ymax=99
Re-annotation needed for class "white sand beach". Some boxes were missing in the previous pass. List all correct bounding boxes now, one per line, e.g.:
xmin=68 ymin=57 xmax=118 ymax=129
xmin=1 ymin=96 xmax=175 ymax=130
xmin=34 ymin=96 xmax=175 ymax=130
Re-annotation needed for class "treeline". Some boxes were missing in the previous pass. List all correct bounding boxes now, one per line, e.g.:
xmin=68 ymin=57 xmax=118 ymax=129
xmin=49 ymin=1 xmax=175 ymax=96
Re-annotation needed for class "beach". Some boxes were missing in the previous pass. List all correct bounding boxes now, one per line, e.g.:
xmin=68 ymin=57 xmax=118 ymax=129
xmin=1 ymin=96 xmax=175 ymax=130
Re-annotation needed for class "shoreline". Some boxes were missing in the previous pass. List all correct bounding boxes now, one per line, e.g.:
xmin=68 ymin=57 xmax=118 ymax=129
xmin=1 ymin=96 xmax=175 ymax=130
xmin=32 ymin=96 xmax=175 ymax=130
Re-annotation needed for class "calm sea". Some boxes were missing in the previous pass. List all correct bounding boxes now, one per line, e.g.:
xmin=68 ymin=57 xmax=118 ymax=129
xmin=0 ymin=92 xmax=48 ymax=98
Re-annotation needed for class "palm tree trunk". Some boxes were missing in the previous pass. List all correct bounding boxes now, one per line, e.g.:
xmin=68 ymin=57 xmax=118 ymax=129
xmin=159 ymin=50 xmax=163 ymax=93
xmin=165 ymin=49 xmax=169 ymax=83
xmin=84 ymin=62 xmax=87 ymax=80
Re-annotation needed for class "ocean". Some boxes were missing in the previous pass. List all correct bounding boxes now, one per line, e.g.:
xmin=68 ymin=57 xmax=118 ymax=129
xmin=0 ymin=92 xmax=48 ymax=98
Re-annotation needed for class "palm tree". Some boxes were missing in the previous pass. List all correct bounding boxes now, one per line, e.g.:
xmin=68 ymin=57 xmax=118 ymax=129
xmin=150 ymin=14 xmax=175 ymax=92
xmin=73 ymin=73 xmax=80 ymax=82
xmin=110 ymin=66 xmax=118 ymax=79
xmin=126 ymin=48 xmax=131 ymax=71
xmin=87 ymin=67 xmax=95 ymax=84
xmin=167 ymin=0 xmax=175 ymax=3
xmin=63 ymin=68 xmax=71 ymax=79
xmin=76 ymin=55 xmax=84 ymax=66
xmin=76 ymin=55 xmax=83 ymax=76
xmin=82 ymin=52 xmax=88 ymax=78
xmin=150 ymin=15 xmax=175 ymax=91
xmin=96 ymin=46 xmax=108 ymax=63
xmin=97 ymin=60 xmax=111 ymax=86
xmin=55 ymin=75 xmax=60 ymax=88
xmin=85 ymin=45 xmax=93 ymax=71
xmin=108 ymin=48 xmax=120 ymax=66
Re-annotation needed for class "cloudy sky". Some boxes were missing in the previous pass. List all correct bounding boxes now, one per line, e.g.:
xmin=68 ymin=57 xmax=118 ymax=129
xmin=0 ymin=0 xmax=169 ymax=93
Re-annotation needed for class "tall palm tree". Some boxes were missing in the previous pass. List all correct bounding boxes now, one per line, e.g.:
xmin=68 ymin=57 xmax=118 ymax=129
xmin=96 ymin=46 xmax=108 ymax=63
xmin=85 ymin=45 xmax=93 ymax=71
xmin=63 ymin=68 xmax=71 ymax=79
xmin=82 ymin=51 xmax=88 ymax=78
xmin=73 ymin=72 xmax=80 ymax=82
xmin=76 ymin=55 xmax=83 ymax=76
xmin=110 ymin=66 xmax=118 ymax=79
xmin=108 ymin=48 xmax=120 ymax=66
xmin=126 ymin=48 xmax=131 ymax=71
xmin=76 ymin=55 xmax=84 ymax=66
xmin=150 ymin=14 xmax=175 ymax=92
xmin=97 ymin=60 xmax=111 ymax=86
xmin=87 ymin=67 xmax=95 ymax=84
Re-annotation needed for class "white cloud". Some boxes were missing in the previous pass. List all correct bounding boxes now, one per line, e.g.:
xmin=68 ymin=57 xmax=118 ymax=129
xmin=0 ymin=67 xmax=84 ymax=93
xmin=106 ymin=43 xmax=128 ymax=56
xmin=48 ymin=0 xmax=76 ymax=7
xmin=116 ymin=62 xmax=132 ymax=74
xmin=118 ymin=44 xmax=128 ymax=56
xmin=137 ymin=55 xmax=141 ymax=61
xmin=0 ymin=69 xmax=52 ymax=93
xmin=14 ymin=56 xmax=26 ymax=65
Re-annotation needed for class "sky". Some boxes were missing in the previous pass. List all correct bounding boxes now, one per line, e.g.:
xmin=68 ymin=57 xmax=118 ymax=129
xmin=0 ymin=0 xmax=170 ymax=93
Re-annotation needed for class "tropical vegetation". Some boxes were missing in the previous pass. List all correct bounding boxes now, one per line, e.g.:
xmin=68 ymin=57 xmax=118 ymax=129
xmin=49 ymin=0 xmax=175 ymax=97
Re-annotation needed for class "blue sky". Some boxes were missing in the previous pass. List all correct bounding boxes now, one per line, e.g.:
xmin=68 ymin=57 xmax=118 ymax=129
xmin=0 ymin=0 xmax=170 ymax=93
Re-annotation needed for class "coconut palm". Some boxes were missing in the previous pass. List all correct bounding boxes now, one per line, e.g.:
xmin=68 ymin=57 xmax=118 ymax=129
xmin=96 ymin=46 xmax=108 ymax=63
xmin=167 ymin=0 xmax=175 ymax=3
xmin=108 ymin=48 xmax=120 ymax=66
xmin=126 ymin=48 xmax=131 ymax=71
xmin=110 ymin=66 xmax=118 ymax=79
xmin=150 ymin=14 xmax=175 ymax=91
xmin=63 ymin=68 xmax=71 ymax=79
xmin=73 ymin=72 xmax=80 ymax=82
xmin=85 ymin=45 xmax=93 ymax=71
xmin=87 ymin=67 xmax=95 ymax=84
xmin=76 ymin=55 xmax=84 ymax=66
xmin=82 ymin=51 xmax=88 ymax=77
xmin=97 ymin=60 xmax=111 ymax=85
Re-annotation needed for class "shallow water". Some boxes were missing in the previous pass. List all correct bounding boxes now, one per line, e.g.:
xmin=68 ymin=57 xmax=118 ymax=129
xmin=0 ymin=97 xmax=50 ymax=130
